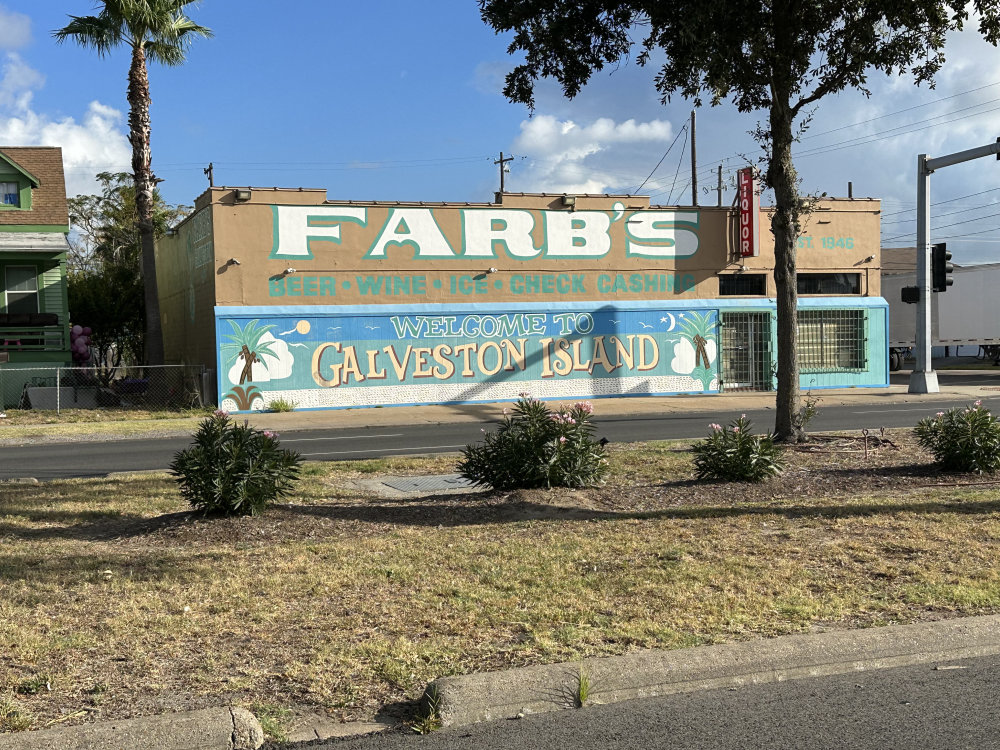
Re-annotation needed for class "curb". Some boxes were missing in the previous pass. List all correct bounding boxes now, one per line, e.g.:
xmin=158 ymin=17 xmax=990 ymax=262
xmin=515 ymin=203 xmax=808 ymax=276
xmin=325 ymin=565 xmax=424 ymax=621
xmin=0 ymin=706 xmax=263 ymax=750
xmin=426 ymin=614 xmax=1000 ymax=727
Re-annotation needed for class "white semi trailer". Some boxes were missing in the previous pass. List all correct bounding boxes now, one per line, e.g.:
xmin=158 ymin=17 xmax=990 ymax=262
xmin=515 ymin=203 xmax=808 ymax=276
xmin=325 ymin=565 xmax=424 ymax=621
xmin=883 ymin=262 xmax=1000 ymax=371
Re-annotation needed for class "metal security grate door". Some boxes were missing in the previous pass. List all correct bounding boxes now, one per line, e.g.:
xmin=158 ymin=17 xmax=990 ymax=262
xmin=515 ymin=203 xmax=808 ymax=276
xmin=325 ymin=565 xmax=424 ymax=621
xmin=720 ymin=312 xmax=773 ymax=391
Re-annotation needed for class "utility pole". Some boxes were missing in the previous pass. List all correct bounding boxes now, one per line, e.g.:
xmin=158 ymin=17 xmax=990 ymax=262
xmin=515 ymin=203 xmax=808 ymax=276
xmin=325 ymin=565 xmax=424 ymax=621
xmin=716 ymin=164 xmax=723 ymax=207
xmin=204 ymin=162 xmax=214 ymax=187
xmin=690 ymin=111 xmax=698 ymax=206
xmin=910 ymin=137 xmax=1000 ymax=394
xmin=494 ymin=152 xmax=513 ymax=194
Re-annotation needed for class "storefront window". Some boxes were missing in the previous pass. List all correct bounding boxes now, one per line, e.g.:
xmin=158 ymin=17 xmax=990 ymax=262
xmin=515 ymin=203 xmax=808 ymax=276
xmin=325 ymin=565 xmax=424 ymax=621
xmin=719 ymin=273 xmax=766 ymax=296
xmin=797 ymin=273 xmax=861 ymax=295
xmin=797 ymin=309 xmax=865 ymax=372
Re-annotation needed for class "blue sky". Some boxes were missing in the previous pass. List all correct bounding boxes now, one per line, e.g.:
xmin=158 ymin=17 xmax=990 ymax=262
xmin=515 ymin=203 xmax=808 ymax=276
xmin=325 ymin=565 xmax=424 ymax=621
xmin=2 ymin=1 xmax=1000 ymax=263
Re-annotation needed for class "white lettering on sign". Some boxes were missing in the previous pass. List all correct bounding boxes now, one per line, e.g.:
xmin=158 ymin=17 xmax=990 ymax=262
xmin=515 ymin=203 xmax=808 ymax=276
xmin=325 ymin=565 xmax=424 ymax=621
xmin=624 ymin=211 xmax=699 ymax=258
xmin=366 ymin=208 xmax=455 ymax=258
xmin=738 ymin=168 xmax=759 ymax=258
xmin=545 ymin=211 xmax=613 ymax=257
xmin=462 ymin=209 xmax=539 ymax=258
xmin=269 ymin=206 xmax=368 ymax=259
xmin=272 ymin=206 xmax=702 ymax=260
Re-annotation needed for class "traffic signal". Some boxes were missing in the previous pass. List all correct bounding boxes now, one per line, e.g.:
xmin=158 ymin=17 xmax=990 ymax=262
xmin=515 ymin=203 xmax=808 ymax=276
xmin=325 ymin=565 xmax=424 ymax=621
xmin=931 ymin=243 xmax=953 ymax=292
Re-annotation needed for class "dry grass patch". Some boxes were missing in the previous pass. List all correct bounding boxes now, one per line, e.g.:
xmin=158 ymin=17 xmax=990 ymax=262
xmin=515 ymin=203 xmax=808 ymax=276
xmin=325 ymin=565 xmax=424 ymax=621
xmin=3 ymin=430 xmax=1000 ymax=738
xmin=0 ymin=409 xmax=211 ymax=442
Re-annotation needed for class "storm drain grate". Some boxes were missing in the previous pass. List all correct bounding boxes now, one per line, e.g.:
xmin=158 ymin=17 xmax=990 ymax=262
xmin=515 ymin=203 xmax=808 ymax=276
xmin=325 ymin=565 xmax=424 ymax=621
xmin=378 ymin=474 xmax=477 ymax=494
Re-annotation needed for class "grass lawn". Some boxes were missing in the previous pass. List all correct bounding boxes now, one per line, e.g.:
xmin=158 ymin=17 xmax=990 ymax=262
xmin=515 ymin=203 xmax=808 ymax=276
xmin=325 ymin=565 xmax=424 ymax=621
xmin=2 ymin=432 xmax=1000 ymax=739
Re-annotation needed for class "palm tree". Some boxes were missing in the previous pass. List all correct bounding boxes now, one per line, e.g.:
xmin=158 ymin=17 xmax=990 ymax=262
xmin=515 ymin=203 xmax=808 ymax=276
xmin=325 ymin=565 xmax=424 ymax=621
xmin=55 ymin=1 xmax=211 ymax=366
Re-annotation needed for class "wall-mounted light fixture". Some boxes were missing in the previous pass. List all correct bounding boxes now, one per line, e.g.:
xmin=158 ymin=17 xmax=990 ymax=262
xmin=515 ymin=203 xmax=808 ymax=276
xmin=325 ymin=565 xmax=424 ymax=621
xmin=487 ymin=267 xmax=498 ymax=274
xmin=561 ymin=195 xmax=577 ymax=208
xmin=862 ymin=254 xmax=875 ymax=263
xmin=226 ymin=257 xmax=241 ymax=266
xmin=234 ymin=188 xmax=252 ymax=202
xmin=165 ymin=228 xmax=177 ymax=236
xmin=283 ymin=267 xmax=296 ymax=275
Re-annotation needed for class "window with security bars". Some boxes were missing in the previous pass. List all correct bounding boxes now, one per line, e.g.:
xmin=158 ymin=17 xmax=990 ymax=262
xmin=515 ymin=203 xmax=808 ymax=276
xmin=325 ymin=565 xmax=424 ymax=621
xmin=797 ymin=309 xmax=866 ymax=372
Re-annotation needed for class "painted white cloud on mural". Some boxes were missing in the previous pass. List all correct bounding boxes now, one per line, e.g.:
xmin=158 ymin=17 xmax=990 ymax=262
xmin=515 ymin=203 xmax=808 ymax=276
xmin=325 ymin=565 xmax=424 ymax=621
xmin=0 ymin=47 xmax=130 ymax=196
xmin=226 ymin=332 xmax=295 ymax=384
xmin=670 ymin=337 xmax=717 ymax=374
xmin=512 ymin=115 xmax=675 ymax=194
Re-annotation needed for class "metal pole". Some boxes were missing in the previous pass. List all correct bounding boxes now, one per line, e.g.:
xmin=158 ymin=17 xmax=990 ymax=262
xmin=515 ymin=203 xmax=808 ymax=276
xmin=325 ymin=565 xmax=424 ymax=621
xmin=717 ymin=165 xmax=723 ymax=207
xmin=57 ymin=366 xmax=62 ymax=414
xmin=690 ymin=111 xmax=698 ymax=206
xmin=909 ymin=154 xmax=938 ymax=393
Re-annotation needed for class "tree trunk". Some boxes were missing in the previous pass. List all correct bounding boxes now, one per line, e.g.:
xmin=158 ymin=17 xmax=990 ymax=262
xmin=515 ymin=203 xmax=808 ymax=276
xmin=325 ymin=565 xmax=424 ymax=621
xmin=127 ymin=43 xmax=165 ymax=366
xmin=767 ymin=81 xmax=806 ymax=443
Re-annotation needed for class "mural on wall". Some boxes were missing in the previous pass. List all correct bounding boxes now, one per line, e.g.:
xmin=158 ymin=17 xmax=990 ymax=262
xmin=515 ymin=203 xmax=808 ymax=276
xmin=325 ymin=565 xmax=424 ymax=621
xmin=221 ymin=319 xmax=297 ymax=409
xmin=217 ymin=307 xmax=719 ymax=411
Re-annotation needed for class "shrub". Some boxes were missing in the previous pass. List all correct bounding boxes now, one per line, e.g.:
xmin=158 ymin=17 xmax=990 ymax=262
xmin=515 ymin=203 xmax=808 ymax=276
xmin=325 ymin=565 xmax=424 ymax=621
xmin=458 ymin=395 xmax=608 ymax=490
xmin=914 ymin=400 xmax=1000 ymax=473
xmin=170 ymin=410 xmax=302 ymax=516
xmin=267 ymin=397 xmax=298 ymax=413
xmin=692 ymin=414 xmax=784 ymax=482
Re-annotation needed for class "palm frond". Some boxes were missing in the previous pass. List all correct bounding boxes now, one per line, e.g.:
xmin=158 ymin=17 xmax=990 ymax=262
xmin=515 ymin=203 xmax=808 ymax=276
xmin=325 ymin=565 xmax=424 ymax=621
xmin=53 ymin=15 xmax=124 ymax=56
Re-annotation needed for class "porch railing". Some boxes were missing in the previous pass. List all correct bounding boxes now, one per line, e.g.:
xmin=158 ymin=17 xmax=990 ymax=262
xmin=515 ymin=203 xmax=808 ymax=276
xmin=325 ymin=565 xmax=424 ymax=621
xmin=0 ymin=325 xmax=66 ymax=352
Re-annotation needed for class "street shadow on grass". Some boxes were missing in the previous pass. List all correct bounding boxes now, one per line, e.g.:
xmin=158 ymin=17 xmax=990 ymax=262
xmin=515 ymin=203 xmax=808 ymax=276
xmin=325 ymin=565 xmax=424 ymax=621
xmin=278 ymin=488 xmax=1000 ymax=528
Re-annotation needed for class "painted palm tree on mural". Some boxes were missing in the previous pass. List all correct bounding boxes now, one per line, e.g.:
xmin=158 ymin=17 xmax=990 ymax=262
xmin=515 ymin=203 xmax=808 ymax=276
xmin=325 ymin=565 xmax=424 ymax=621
xmin=674 ymin=312 xmax=718 ymax=392
xmin=220 ymin=320 xmax=279 ymax=410
xmin=55 ymin=1 xmax=212 ymax=366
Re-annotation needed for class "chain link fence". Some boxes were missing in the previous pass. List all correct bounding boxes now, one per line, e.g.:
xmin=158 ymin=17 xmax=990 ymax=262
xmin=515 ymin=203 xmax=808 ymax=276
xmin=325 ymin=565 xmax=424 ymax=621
xmin=0 ymin=364 xmax=212 ymax=414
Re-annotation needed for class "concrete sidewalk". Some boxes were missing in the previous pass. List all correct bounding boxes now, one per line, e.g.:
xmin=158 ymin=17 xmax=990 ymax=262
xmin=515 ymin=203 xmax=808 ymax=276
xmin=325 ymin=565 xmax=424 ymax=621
xmin=426 ymin=614 xmax=1000 ymax=728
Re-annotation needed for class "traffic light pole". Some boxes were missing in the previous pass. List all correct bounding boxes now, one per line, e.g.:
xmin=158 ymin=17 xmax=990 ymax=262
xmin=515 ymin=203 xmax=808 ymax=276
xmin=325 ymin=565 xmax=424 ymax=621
xmin=909 ymin=139 xmax=1000 ymax=394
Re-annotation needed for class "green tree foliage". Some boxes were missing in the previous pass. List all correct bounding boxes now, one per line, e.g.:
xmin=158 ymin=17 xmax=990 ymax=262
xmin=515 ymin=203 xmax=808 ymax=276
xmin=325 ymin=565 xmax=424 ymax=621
xmin=68 ymin=171 xmax=189 ymax=372
xmin=55 ymin=1 xmax=212 ymax=366
xmin=479 ymin=0 xmax=1000 ymax=442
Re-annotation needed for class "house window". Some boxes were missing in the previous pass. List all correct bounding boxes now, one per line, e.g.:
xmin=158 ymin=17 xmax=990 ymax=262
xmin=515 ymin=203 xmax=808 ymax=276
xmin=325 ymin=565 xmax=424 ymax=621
xmin=719 ymin=273 xmax=767 ymax=296
xmin=797 ymin=309 xmax=866 ymax=373
xmin=0 ymin=182 xmax=18 ymax=207
xmin=5 ymin=266 xmax=38 ymax=315
xmin=797 ymin=273 xmax=861 ymax=295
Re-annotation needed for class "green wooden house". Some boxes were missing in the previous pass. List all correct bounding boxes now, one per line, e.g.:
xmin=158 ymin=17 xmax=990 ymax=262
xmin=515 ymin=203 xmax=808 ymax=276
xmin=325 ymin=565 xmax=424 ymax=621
xmin=0 ymin=147 xmax=71 ymax=408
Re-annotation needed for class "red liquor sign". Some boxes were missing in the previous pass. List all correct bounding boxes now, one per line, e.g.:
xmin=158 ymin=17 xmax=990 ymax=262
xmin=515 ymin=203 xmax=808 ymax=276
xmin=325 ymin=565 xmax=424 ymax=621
xmin=738 ymin=167 xmax=759 ymax=258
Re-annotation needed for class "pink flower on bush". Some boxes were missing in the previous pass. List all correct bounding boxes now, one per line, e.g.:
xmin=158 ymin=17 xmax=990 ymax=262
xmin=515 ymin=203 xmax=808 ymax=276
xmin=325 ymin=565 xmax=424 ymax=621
xmin=975 ymin=400 xmax=983 ymax=407
xmin=936 ymin=412 xmax=945 ymax=417
xmin=263 ymin=430 xmax=278 ymax=439
xmin=559 ymin=436 xmax=567 ymax=443
xmin=213 ymin=409 xmax=229 ymax=418
xmin=732 ymin=427 xmax=741 ymax=433
xmin=573 ymin=401 xmax=594 ymax=415
xmin=709 ymin=423 xmax=722 ymax=431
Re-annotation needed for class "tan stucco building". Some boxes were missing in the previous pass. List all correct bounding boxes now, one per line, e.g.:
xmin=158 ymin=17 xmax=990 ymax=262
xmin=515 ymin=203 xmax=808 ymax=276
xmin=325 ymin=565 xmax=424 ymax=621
xmin=156 ymin=187 xmax=886 ymax=411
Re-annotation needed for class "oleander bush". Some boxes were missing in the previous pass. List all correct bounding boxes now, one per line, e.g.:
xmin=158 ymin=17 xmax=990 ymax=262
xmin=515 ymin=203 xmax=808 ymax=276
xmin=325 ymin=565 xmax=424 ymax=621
xmin=692 ymin=414 xmax=784 ymax=482
xmin=914 ymin=401 xmax=1000 ymax=474
xmin=170 ymin=410 xmax=302 ymax=516
xmin=458 ymin=395 xmax=608 ymax=490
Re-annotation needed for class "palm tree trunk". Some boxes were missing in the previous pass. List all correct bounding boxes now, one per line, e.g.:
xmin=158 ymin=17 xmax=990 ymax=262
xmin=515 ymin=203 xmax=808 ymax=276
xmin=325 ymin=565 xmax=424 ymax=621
xmin=128 ymin=43 xmax=165 ymax=366
xmin=768 ymin=73 xmax=805 ymax=443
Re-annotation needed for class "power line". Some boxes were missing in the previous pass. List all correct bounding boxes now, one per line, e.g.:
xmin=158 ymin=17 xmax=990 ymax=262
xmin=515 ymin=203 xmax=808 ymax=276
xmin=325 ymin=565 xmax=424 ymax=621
xmin=633 ymin=125 xmax=687 ymax=195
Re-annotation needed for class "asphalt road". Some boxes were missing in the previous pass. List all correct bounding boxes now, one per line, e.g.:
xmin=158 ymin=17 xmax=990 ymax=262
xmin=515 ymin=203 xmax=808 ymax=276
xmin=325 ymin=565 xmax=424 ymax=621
xmin=0 ymin=393 xmax=994 ymax=480
xmin=294 ymin=654 xmax=1000 ymax=750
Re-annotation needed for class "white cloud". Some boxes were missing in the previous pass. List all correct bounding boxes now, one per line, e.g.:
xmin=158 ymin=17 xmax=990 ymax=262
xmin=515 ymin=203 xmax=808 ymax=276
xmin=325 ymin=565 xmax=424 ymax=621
xmin=0 ymin=53 xmax=130 ymax=196
xmin=0 ymin=5 xmax=31 ymax=51
xmin=511 ymin=115 xmax=675 ymax=194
